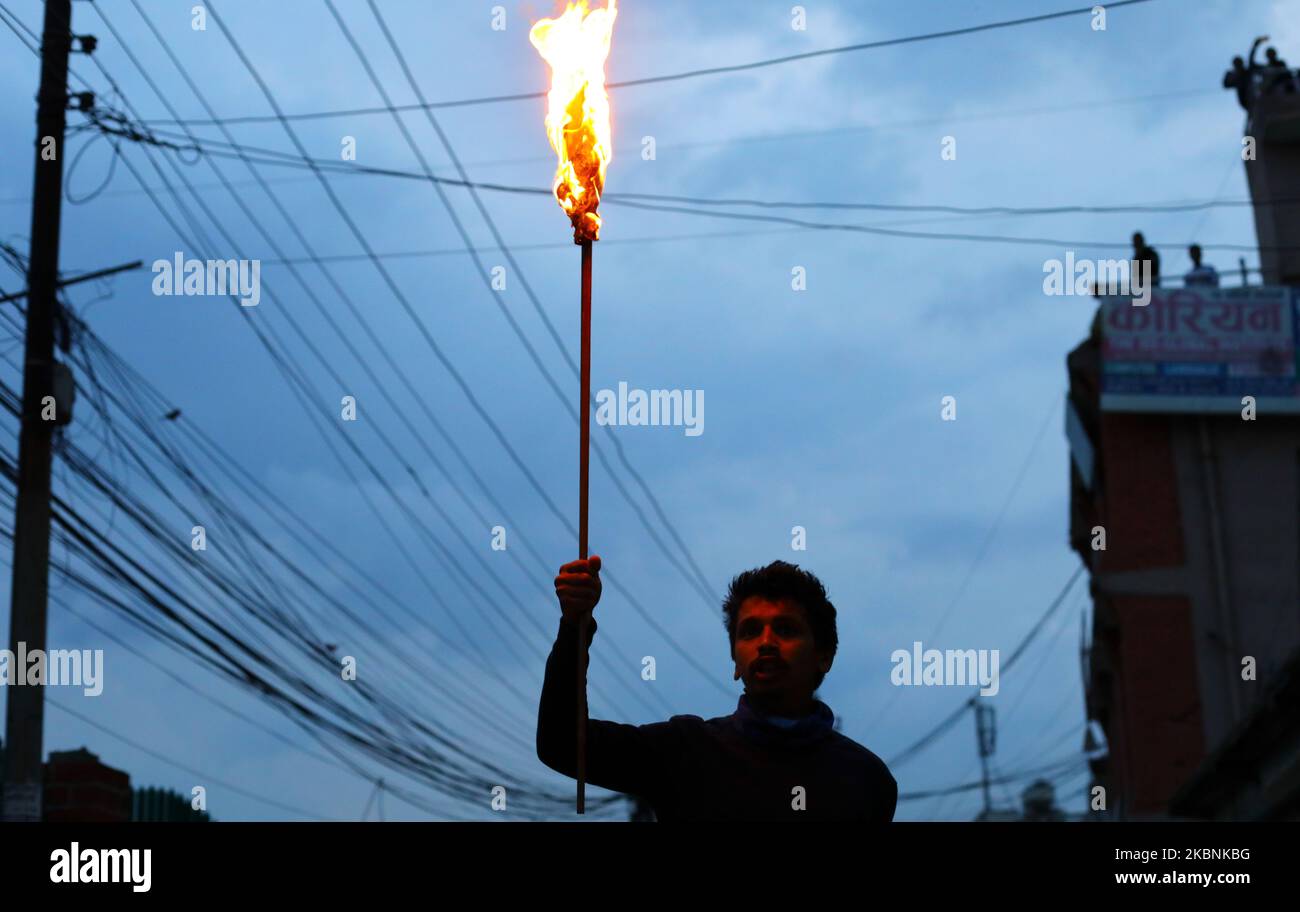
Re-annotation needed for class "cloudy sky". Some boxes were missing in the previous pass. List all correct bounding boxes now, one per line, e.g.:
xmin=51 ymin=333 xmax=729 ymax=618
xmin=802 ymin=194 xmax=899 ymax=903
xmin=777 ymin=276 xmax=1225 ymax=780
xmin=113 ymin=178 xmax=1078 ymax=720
xmin=1 ymin=0 xmax=1293 ymax=821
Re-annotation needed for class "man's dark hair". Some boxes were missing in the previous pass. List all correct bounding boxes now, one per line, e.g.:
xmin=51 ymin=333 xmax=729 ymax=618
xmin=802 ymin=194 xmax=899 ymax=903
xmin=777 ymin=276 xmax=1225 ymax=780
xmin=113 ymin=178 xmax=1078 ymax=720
xmin=721 ymin=560 xmax=838 ymax=688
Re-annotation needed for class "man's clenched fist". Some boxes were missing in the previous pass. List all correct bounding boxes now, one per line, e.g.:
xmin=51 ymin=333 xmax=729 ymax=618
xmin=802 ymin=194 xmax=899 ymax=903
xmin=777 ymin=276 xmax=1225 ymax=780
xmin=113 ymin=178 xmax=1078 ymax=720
xmin=555 ymin=555 xmax=602 ymax=623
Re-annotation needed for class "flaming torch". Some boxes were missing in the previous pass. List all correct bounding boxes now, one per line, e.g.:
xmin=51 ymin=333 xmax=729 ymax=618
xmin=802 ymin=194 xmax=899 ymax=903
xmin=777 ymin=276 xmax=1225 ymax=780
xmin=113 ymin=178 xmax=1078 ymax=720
xmin=530 ymin=0 xmax=617 ymax=814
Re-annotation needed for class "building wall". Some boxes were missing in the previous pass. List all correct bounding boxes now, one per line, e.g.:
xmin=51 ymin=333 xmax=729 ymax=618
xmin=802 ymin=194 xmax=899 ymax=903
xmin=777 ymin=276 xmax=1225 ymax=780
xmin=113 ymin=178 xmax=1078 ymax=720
xmin=1095 ymin=413 xmax=1185 ymax=573
xmin=1246 ymin=92 xmax=1300 ymax=286
xmin=1169 ymin=417 xmax=1300 ymax=750
xmin=1107 ymin=593 xmax=1203 ymax=815
xmin=1074 ymin=351 xmax=1300 ymax=816
xmin=1082 ymin=411 xmax=1202 ymax=814
xmin=43 ymin=748 xmax=131 ymax=823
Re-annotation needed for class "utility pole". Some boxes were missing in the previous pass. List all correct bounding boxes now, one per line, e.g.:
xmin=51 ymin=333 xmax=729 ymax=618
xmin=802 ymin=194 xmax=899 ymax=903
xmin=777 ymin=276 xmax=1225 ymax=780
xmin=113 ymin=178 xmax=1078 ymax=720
xmin=2 ymin=0 xmax=74 ymax=822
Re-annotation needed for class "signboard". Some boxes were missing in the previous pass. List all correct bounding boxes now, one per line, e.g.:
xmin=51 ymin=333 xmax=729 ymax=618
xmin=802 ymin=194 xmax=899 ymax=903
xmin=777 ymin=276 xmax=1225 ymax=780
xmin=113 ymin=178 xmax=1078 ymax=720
xmin=1100 ymin=287 xmax=1300 ymax=413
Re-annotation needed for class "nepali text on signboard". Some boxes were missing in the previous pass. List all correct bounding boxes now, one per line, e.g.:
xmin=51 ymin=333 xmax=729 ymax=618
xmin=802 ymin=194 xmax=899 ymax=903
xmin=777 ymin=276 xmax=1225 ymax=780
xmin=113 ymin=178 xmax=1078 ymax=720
xmin=1100 ymin=287 xmax=1299 ymax=413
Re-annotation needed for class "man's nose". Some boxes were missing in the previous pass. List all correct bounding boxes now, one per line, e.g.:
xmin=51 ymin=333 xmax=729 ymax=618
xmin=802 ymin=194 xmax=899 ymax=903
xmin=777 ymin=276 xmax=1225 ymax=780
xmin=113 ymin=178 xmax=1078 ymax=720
xmin=757 ymin=627 xmax=779 ymax=651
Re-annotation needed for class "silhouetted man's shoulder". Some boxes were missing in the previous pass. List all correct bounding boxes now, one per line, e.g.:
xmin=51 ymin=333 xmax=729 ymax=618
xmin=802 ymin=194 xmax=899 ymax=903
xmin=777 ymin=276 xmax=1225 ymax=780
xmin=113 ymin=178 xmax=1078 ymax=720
xmin=828 ymin=729 xmax=893 ymax=778
xmin=647 ymin=710 xmax=897 ymax=821
xmin=826 ymin=730 xmax=898 ymax=817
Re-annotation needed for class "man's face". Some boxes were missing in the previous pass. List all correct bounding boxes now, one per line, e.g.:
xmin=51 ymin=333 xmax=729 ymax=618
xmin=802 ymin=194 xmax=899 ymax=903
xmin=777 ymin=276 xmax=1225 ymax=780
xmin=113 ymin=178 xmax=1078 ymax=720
xmin=731 ymin=596 xmax=831 ymax=715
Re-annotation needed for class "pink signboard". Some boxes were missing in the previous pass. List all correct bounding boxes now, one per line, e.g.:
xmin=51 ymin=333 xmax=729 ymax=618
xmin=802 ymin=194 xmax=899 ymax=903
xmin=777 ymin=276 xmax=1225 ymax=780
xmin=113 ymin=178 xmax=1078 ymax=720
xmin=1100 ymin=287 xmax=1299 ymax=413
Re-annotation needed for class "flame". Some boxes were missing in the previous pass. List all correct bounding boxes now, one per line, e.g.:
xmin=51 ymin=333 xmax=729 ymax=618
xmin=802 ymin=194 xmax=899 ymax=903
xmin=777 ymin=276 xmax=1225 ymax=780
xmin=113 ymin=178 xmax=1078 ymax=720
xmin=529 ymin=0 xmax=617 ymax=242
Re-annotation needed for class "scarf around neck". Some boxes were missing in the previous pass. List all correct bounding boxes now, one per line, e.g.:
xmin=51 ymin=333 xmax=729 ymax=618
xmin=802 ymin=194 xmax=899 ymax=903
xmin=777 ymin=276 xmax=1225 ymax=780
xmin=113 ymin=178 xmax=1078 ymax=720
xmin=734 ymin=693 xmax=835 ymax=749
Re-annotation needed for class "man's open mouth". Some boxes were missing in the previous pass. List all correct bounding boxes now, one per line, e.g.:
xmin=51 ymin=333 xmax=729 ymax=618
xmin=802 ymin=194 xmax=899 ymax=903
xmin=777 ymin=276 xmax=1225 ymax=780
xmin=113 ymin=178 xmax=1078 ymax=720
xmin=752 ymin=660 xmax=786 ymax=677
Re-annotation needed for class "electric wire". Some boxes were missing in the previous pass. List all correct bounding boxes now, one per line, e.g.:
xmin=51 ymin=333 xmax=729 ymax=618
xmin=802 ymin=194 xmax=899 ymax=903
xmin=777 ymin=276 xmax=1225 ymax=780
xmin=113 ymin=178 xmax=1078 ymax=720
xmin=135 ymin=0 xmax=1163 ymax=125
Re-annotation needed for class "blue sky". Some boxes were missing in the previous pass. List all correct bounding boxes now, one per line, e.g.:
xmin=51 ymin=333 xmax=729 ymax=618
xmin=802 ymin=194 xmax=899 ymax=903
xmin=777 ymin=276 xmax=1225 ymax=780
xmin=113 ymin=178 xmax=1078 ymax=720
xmin=1 ymin=0 xmax=1294 ymax=821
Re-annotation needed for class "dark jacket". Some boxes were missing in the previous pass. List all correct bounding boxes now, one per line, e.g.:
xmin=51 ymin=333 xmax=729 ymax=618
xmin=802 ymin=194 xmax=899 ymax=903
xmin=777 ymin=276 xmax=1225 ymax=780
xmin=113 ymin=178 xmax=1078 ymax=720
xmin=537 ymin=617 xmax=898 ymax=821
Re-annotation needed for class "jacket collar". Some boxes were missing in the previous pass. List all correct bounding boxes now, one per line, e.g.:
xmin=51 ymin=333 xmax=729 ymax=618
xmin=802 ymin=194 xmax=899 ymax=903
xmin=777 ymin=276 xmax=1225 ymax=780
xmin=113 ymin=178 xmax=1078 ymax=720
xmin=734 ymin=693 xmax=835 ymax=749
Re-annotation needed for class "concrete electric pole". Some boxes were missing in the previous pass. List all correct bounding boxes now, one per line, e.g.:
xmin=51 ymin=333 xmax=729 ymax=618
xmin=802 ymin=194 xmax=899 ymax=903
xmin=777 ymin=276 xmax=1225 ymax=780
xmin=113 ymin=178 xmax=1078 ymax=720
xmin=2 ymin=0 xmax=74 ymax=823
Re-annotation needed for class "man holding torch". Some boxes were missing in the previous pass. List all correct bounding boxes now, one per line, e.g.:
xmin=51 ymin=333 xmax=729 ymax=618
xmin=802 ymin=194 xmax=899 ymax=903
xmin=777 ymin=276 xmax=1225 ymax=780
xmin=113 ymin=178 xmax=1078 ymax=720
xmin=541 ymin=556 xmax=898 ymax=821
xmin=529 ymin=1 xmax=894 ymax=819
xmin=530 ymin=0 xmax=619 ymax=814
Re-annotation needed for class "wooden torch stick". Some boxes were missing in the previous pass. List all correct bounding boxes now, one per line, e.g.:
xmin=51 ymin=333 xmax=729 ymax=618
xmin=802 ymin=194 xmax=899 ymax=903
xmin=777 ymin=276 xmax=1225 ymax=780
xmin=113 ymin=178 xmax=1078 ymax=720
xmin=576 ymin=237 xmax=593 ymax=814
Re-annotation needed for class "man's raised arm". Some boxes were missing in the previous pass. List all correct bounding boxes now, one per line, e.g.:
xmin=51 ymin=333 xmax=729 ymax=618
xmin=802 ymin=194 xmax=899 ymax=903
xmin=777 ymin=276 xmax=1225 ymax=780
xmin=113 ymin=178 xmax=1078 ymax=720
xmin=537 ymin=556 xmax=676 ymax=800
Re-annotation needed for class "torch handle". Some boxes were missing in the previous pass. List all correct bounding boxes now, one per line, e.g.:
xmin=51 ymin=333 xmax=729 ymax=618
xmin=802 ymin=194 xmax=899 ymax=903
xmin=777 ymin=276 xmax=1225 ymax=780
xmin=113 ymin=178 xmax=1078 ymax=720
xmin=579 ymin=240 xmax=592 ymax=562
xmin=577 ymin=239 xmax=593 ymax=815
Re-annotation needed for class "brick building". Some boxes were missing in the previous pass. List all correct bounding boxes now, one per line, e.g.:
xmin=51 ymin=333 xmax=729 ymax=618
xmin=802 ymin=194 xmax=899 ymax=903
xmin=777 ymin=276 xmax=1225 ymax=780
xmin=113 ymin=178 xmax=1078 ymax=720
xmin=42 ymin=746 xmax=132 ymax=822
xmin=1066 ymin=62 xmax=1300 ymax=819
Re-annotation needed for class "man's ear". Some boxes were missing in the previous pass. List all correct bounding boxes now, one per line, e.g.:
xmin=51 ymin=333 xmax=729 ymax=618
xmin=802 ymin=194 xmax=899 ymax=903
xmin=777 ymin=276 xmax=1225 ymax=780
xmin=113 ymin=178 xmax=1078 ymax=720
xmin=817 ymin=651 xmax=833 ymax=676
